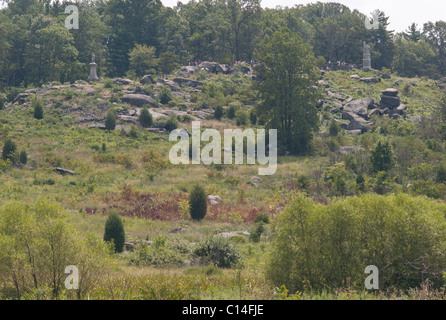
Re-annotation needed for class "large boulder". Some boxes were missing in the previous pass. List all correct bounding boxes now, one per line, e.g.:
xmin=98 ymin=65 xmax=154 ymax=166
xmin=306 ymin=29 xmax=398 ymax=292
xmin=343 ymin=98 xmax=374 ymax=118
xmin=140 ymin=74 xmax=154 ymax=85
xmin=359 ymin=77 xmax=380 ymax=84
xmin=381 ymin=88 xmax=399 ymax=97
xmin=172 ymin=78 xmax=204 ymax=88
xmin=176 ymin=66 xmax=197 ymax=78
xmin=380 ymin=95 xmax=400 ymax=109
xmin=157 ymin=78 xmax=181 ymax=91
xmin=121 ymin=94 xmax=157 ymax=107
xmin=199 ymin=61 xmax=218 ymax=73
xmin=113 ymin=78 xmax=134 ymax=86
xmin=216 ymin=64 xmax=231 ymax=74
xmin=342 ymin=111 xmax=371 ymax=133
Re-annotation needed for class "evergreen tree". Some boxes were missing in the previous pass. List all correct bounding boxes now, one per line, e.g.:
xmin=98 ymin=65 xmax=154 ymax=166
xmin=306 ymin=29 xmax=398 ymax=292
xmin=19 ymin=150 xmax=28 ymax=165
xmin=189 ymin=184 xmax=207 ymax=221
xmin=105 ymin=109 xmax=117 ymax=131
xmin=214 ymin=105 xmax=223 ymax=120
xmin=103 ymin=212 xmax=125 ymax=253
xmin=370 ymin=140 xmax=395 ymax=173
xmin=2 ymin=139 xmax=17 ymax=162
xmin=32 ymin=94 xmax=43 ymax=120
xmin=138 ymin=106 xmax=153 ymax=128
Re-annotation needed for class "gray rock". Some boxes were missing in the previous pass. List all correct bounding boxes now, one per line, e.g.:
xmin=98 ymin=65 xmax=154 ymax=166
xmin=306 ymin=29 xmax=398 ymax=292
xmin=408 ymin=115 xmax=424 ymax=123
xmin=216 ymin=64 xmax=231 ymax=74
xmin=215 ymin=231 xmax=250 ymax=239
xmin=359 ymin=77 xmax=380 ymax=84
xmin=343 ymin=98 xmax=374 ymax=118
xmin=380 ymin=95 xmax=400 ymax=109
xmin=176 ymin=66 xmax=197 ymax=78
xmin=125 ymin=242 xmax=135 ymax=251
xmin=345 ymin=129 xmax=363 ymax=135
xmin=122 ymin=94 xmax=157 ymax=107
xmin=55 ymin=167 xmax=76 ymax=175
xmin=173 ymin=78 xmax=204 ymax=88
xmin=208 ymin=195 xmax=223 ymax=205
xmin=140 ymin=74 xmax=154 ymax=85
xmin=350 ymin=74 xmax=360 ymax=80
xmin=157 ymin=78 xmax=181 ymax=91
xmin=113 ymin=78 xmax=134 ymax=86
xmin=318 ymin=80 xmax=330 ymax=88
xmin=199 ymin=61 xmax=218 ymax=73
xmin=118 ymin=115 xmax=137 ymax=124
xmin=381 ymin=88 xmax=399 ymax=97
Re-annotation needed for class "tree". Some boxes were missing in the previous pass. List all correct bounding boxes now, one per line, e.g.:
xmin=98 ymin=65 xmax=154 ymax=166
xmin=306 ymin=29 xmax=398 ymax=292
xmin=328 ymin=119 xmax=340 ymax=137
xmin=158 ymin=85 xmax=173 ymax=104
xmin=129 ymin=44 xmax=158 ymax=77
xmin=370 ymin=140 xmax=395 ymax=173
xmin=138 ymin=106 xmax=153 ymax=128
xmin=103 ymin=212 xmax=125 ymax=253
xmin=105 ymin=109 xmax=117 ymax=131
xmin=423 ymin=21 xmax=446 ymax=76
xmin=254 ymin=27 xmax=321 ymax=155
xmin=403 ymin=23 xmax=422 ymax=42
xmin=19 ymin=150 xmax=27 ymax=165
xmin=32 ymin=94 xmax=43 ymax=120
xmin=158 ymin=51 xmax=179 ymax=77
xmin=214 ymin=105 xmax=223 ymax=120
xmin=189 ymin=184 xmax=207 ymax=221
xmin=2 ymin=138 xmax=16 ymax=162
xmin=392 ymin=37 xmax=436 ymax=78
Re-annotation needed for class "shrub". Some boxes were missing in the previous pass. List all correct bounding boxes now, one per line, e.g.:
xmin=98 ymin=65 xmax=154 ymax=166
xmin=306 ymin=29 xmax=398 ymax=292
xmin=254 ymin=213 xmax=270 ymax=224
xmin=371 ymin=140 xmax=395 ymax=173
xmin=103 ymin=212 xmax=126 ymax=253
xmin=19 ymin=150 xmax=28 ymax=165
xmin=250 ymin=110 xmax=257 ymax=125
xmin=249 ymin=223 xmax=266 ymax=243
xmin=189 ymin=184 xmax=207 ymax=221
xmin=138 ymin=106 xmax=153 ymax=128
xmin=227 ymin=105 xmax=237 ymax=119
xmin=267 ymin=193 xmax=446 ymax=292
xmin=214 ymin=105 xmax=223 ymax=120
xmin=328 ymin=119 xmax=340 ymax=137
xmin=165 ymin=115 xmax=179 ymax=132
xmin=193 ymin=236 xmax=242 ymax=268
xmin=105 ymin=109 xmax=117 ymax=131
xmin=32 ymin=94 xmax=44 ymax=120
xmin=103 ymin=78 xmax=114 ymax=88
xmin=159 ymin=85 xmax=173 ymax=104
xmin=235 ymin=110 xmax=249 ymax=126
xmin=2 ymin=138 xmax=16 ymax=162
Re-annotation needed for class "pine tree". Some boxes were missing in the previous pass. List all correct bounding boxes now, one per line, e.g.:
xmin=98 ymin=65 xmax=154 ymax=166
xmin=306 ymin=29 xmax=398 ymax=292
xmin=103 ymin=212 xmax=125 ymax=253
xmin=105 ymin=109 xmax=117 ymax=131
xmin=138 ymin=106 xmax=153 ymax=128
xmin=214 ymin=105 xmax=223 ymax=120
xmin=32 ymin=94 xmax=43 ymax=120
xmin=370 ymin=141 xmax=395 ymax=173
xmin=189 ymin=184 xmax=207 ymax=221
xmin=2 ymin=139 xmax=16 ymax=162
xmin=19 ymin=150 xmax=28 ymax=165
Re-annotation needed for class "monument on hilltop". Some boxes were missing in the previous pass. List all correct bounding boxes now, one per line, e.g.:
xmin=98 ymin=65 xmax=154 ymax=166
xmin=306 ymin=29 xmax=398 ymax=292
xmin=363 ymin=42 xmax=372 ymax=70
xmin=88 ymin=52 xmax=99 ymax=82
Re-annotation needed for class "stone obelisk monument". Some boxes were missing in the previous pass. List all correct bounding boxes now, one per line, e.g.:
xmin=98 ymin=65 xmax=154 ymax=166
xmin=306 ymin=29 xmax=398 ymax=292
xmin=363 ymin=42 xmax=372 ymax=70
xmin=88 ymin=52 xmax=99 ymax=82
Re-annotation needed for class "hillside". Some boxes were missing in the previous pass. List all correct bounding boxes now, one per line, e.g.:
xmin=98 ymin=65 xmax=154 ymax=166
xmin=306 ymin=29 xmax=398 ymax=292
xmin=2 ymin=61 xmax=446 ymax=300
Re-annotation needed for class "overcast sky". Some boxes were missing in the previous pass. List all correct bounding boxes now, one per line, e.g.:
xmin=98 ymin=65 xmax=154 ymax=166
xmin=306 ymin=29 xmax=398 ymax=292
xmin=162 ymin=0 xmax=446 ymax=33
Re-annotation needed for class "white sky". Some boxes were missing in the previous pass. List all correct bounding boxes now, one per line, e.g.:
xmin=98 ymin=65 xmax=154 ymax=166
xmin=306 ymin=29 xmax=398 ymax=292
xmin=162 ymin=0 xmax=446 ymax=33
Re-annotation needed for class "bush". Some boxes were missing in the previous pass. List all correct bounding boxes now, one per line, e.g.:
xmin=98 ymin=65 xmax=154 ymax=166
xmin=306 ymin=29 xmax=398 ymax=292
xmin=328 ymin=119 xmax=340 ymax=137
xmin=165 ymin=115 xmax=179 ymax=132
xmin=250 ymin=110 xmax=257 ymax=125
xmin=103 ymin=212 xmax=126 ymax=253
xmin=32 ymin=94 xmax=44 ymax=120
xmin=159 ymin=85 xmax=173 ymax=104
xmin=214 ymin=105 xmax=223 ymax=120
xmin=2 ymin=138 xmax=16 ymax=162
xmin=370 ymin=140 xmax=395 ymax=173
xmin=267 ymin=193 xmax=446 ymax=292
xmin=105 ymin=109 xmax=117 ymax=131
xmin=189 ymin=184 xmax=207 ymax=221
xmin=254 ymin=213 xmax=270 ymax=224
xmin=138 ymin=106 xmax=153 ymax=128
xmin=235 ymin=110 xmax=249 ymax=126
xmin=19 ymin=150 xmax=28 ymax=165
xmin=227 ymin=105 xmax=237 ymax=119
xmin=193 ymin=236 xmax=242 ymax=268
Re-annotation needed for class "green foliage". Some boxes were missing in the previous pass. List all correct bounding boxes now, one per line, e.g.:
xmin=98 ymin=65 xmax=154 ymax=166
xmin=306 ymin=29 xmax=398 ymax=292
xmin=19 ymin=150 xmax=28 ymax=165
xmin=103 ymin=212 xmax=126 ymax=253
xmin=189 ymin=184 xmax=207 ymax=221
xmin=193 ymin=236 xmax=242 ymax=268
xmin=249 ymin=110 xmax=257 ymax=125
xmin=227 ymin=105 xmax=237 ymax=119
xmin=105 ymin=109 xmax=117 ymax=131
xmin=159 ymin=86 xmax=173 ymax=105
xmin=235 ymin=110 xmax=249 ymax=126
xmin=138 ymin=106 xmax=153 ymax=128
xmin=32 ymin=94 xmax=44 ymax=120
xmin=328 ymin=119 xmax=340 ymax=137
xmin=2 ymin=138 xmax=16 ymax=162
xmin=129 ymin=44 xmax=158 ymax=77
xmin=165 ymin=115 xmax=179 ymax=132
xmin=267 ymin=193 xmax=446 ymax=292
xmin=214 ymin=105 xmax=223 ymax=120
xmin=370 ymin=140 xmax=395 ymax=173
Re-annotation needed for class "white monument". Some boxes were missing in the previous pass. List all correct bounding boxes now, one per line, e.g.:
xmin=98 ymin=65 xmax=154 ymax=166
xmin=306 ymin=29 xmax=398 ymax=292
xmin=88 ymin=52 xmax=99 ymax=82
xmin=363 ymin=42 xmax=372 ymax=70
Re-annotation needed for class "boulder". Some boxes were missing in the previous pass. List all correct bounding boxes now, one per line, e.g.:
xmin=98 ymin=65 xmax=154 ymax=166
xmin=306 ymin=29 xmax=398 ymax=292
xmin=199 ymin=61 xmax=218 ymax=73
xmin=55 ymin=167 xmax=76 ymax=175
xmin=381 ymin=88 xmax=399 ymax=97
xmin=172 ymin=78 xmax=204 ymax=88
xmin=359 ymin=77 xmax=380 ymax=84
xmin=408 ymin=115 xmax=424 ymax=123
xmin=113 ymin=78 xmax=134 ymax=86
xmin=124 ymin=242 xmax=135 ymax=251
xmin=215 ymin=231 xmax=250 ymax=239
xmin=208 ymin=195 xmax=223 ymax=205
xmin=140 ymin=74 xmax=154 ymax=85
xmin=343 ymin=98 xmax=374 ymax=118
xmin=350 ymin=74 xmax=360 ymax=80
xmin=216 ymin=64 xmax=231 ymax=74
xmin=176 ymin=66 xmax=197 ymax=78
xmin=118 ymin=115 xmax=137 ymax=124
xmin=380 ymin=95 xmax=400 ymax=108
xmin=121 ymin=94 xmax=157 ymax=107
xmin=157 ymin=78 xmax=181 ymax=91
xmin=345 ymin=129 xmax=363 ymax=135
xmin=318 ymin=80 xmax=330 ymax=88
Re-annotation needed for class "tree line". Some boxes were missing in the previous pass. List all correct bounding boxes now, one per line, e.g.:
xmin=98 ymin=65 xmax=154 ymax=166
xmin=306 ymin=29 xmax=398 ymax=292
xmin=0 ymin=0 xmax=446 ymax=90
